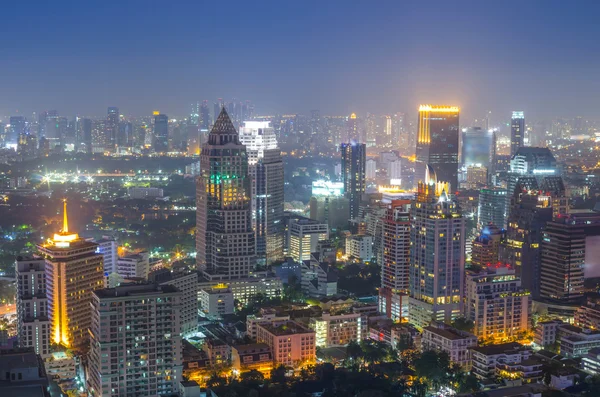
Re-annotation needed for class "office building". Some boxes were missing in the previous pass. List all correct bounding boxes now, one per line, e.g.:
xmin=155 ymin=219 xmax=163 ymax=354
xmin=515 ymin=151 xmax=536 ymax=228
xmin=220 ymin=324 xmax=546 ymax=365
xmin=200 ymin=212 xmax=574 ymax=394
xmin=409 ymin=167 xmax=465 ymax=329
xmin=36 ymin=201 xmax=104 ymax=352
xmin=116 ymin=252 xmax=150 ymax=280
xmin=8 ymin=116 xmax=25 ymax=146
xmin=345 ymin=235 xmax=373 ymax=261
xmin=461 ymin=127 xmax=496 ymax=169
xmin=510 ymin=111 xmax=525 ymax=157
xmin=415 ymin=105 xmax=460 ymax=192
xmin=16 ymin=257 xmax=50 ymax=356
xmin=300 ymin=254 xmax=338 ymax=297
xmin=471 ymin=224 xmax=503 ymax=268
xmin=97 ymin=237 xmax=118 ymax=275
xmin=341 ymin=142 xmax=366 ymax=220
xmin=540 ymin=211 xmax=600 ymax=303
xmin=310 ymin=312 xmax=361 ymax=348
xmin=471 ymin=343 xmax=539 ymax=382
xmin=239 ymin=121 xmax=284 ymax=265
xmin=379 ymin=200 xmax=411 ymax=322
xmin=501 ymin=176 xmax=564 ymax=299
xmin=106 ymin=107 xmax=119 ymax=151
xmin=88 ymin=284 xmax=183 ymax=397
xmin=366 ymin=158 xmax=377 ymax=180
xmin=465 ymin=265 xmax=531 ymax=343
xmin=196 ymin=107 xmax=255 ymax=281
xmin=421 ymin=323 xmax=478 ymax=368
xmin=309 ymin=181 xmax=349 ymax=230
xmin=478 ymin=188 xmax=507 ymax=231
xmin=287 ymin=218 xmax=329 ymax=263
xmin=199 ymin=285 xmax=234 ymax=317
xmin=153 ymin=113 xmax=169 ymax=152
xmin=256 ymin=320 xmax=316 ymax=367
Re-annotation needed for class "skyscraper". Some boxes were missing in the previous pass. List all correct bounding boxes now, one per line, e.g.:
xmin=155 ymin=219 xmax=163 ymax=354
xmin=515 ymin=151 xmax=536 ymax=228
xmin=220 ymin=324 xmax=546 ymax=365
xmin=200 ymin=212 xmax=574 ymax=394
xmin=196 ymin=108 xmax=255 ymax=280
xmin=16 ymin=256 xmax=50 ymax=356
xmin=477 ymin=188 xmax=507 ymax=230
xmin=36 ymin=201 xmax=104 ymax=352
xmin=8 ymin=116 xmax=26 ymax=146
xmin=379 ymin=199 xmax=411 ymax=321
xmin=106 ymin=107 xmax=119 ymax=151
xmin=200 ymin=100 xmax=211 ymax=131
xmin=510 ymin=111 xmax=525 ymax=157
xmin=415 ymin=105 xmax=460 ymax=193
xmin=88 ymin=284 xmax=183 ymax=397
xmin=239 ymin=121 xmax=284 ymax=265
xmin=341 ymin=142 xmax=366 ymax=220
xmin=461 ymin=127 xmax=496 ymax=169
xmin=347 ymin=113 xmax=359 ymax=142
xmin=409 ymin=166 xmax=465 ymax=329
xmin=81 ymin=118 xmax=92 ymax=153
xmin=153 ymin=113 xmax=169 ymax=152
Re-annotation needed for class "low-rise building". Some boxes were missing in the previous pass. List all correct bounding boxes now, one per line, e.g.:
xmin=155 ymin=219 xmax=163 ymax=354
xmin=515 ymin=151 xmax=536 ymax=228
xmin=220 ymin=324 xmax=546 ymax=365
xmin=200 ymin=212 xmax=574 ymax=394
xmin=199 ymin=285 xmax=234 ymax=318
xmin=575 ymin=298 xmax=600 ymax=330
xmin=231 ymin=343 xmax=273 ymax=374
xmin=471 ymin=342 xmax=534 ymax=381
xmin=310 ymin=312 xmax=361 ymax=348
xmin=560 ymin=328 xmax=600 ymax=358
xmin=256 ymin=320 xmax=316 ymax=367
xmin=128 ymin=187 xmax=164 ymax=199
xmin=534 ymin=320 xmax=563 ymax=348
xmin=117 ymin=252 xmax=150 ymax=279
xmin=345 ymin=235 xmax=373 ymax=261
xmin=301 ymin=254 xmax=338 ymax=297
xmin=0 ymin=348 xmax=49 ymax=396
xmin=421 ymin=323 xmax=478 ymax=368
xmin=44 ymin=351 xmax=76 ymax=380
xmin=202 ymin=338 xmax=231 ymax=365
xmin=246 ymin=311 xmax=290 ymax=340
xmin=582 ymin=347 xmax=600 ymax=375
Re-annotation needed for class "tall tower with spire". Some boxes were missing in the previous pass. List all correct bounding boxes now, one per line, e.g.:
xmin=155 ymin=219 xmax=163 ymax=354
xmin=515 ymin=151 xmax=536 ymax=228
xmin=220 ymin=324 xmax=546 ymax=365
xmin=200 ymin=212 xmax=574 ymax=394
xmin=196 ymin=108 xmax=256 ymax=280
xmin=408 ymin=166 xmax=465 ymax=329
xmin=37 ymin=200 xmax=104 ymax=353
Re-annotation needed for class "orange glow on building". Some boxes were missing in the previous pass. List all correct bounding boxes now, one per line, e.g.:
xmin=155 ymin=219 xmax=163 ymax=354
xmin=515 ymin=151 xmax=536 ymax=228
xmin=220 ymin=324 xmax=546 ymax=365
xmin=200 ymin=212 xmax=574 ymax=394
xmin=417 ymin=105 xmax=460 ymax=144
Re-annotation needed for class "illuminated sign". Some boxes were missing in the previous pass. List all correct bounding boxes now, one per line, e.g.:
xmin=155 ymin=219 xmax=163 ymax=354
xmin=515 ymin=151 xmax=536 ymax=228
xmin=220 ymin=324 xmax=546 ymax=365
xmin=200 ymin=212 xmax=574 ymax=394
xmin=312 ymin=180 xmax=344 ymax=197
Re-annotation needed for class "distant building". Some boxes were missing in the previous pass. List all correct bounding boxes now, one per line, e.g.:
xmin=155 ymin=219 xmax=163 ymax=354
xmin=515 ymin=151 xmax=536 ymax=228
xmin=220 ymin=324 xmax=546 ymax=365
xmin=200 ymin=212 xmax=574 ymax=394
xmin=0 ymin=348 xmax=49 ymax=396
xmin=153 ymin=113 xmax=169 ymax=152
xmin=97 ymin=236 xmax=118 ymax=275
xmin=310 ymin=312 xmax=361 ymax=348
xmin=341 ymin=142 xmax=366 ymax=220
xmin=477 ymin=188 xmax=506 ymax=231
xmin=366 ymin=158 xmax=377 ymax=180
xmin=117 ymin=252 xmax=150 ymax=280
xmin=288 ymin=218 xmax=329 ymax=263
xmin=510 ymin=111 xmax=525 ymax=157
xmin=461 ymin=127 xmax=496 ymax=170
xmin=471 ymin=224 xmax=503 ymax=268
xmin=127 ymin=187 xmax=164 ymax=199
xmin=345 ymin=235 xmax=373 ymax=261
xmin=301 ymin=254 xmax=338 ymax=297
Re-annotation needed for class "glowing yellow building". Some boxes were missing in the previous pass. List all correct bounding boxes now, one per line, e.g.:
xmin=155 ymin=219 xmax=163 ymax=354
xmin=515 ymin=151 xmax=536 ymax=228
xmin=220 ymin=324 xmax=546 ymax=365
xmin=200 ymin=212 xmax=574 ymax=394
xmin=37 ymin=201 xmax=104 ymax=352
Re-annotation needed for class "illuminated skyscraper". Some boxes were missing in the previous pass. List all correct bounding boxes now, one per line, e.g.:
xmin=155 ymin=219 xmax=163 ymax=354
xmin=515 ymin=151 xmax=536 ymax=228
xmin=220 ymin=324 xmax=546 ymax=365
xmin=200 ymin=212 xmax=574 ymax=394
xmin=106 ymin=107 xmax=119 ymax=151
xmin=409 ymin=166 xmax=465 ymax=328
xmin=379 ymin=199 xmax=411 ymax=321
xmin=347 ymin=113 xmax=359 ymax=142
xmin=239 ymin=121 xmax=284 ymax=265
xmin=36 ymin=201 xmax=104 ymax=352
xmin=341 ymin=142 xmax=366 ymax=220
xmin=8 ymin=116 xmax=26 ymax=147
xmin=196 ymin=108 xmax=255 ymax=280
xmin=415 ymin=105 xmax=460 ymax=193
xmin=153 ymin=113 xmax=169 ymax=152
xmin=510 ymin=111 xmax=525 ymax=157
xmin=200 ymin=100 xmax=211 ymax=131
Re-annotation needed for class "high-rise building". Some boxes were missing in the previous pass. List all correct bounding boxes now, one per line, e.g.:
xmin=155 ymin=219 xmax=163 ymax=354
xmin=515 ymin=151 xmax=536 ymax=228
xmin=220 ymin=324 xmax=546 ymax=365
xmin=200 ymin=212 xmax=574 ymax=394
xmin=341 ymin=142 xmax=366 ymax=220
xmin=465 ymin=265 xmax=531 ymax=343
xmin=461 ymin=127 xmax=496 ymax=168
xmin=540 ymin=212 xmax=600 ymax=304
xmin=478 ymin=188 xmax=507 ymax=231
xmin=200 ymin=100 xmax=211 ymax=131
xmin=239 ymin=121 xmax=284 ymax=265
xmin=366 ymin=158 xmax=377 ymax=180
xmin=153 ymin=113 xmax=169 ymax=152
xmin=81 ymin=118 xmax=92 ymax=153
xmin=415 ymin=105 xmax=460 ymax=192
xmin=379 ymin=200 xmax=411 ymax=321
xmin=409 ymin=167 xmax=465 ymax=328
xmin=88 ymin=284 xmax=183 ymax=397
xmin=287 ymin=218 xmax=329 ymax=263
xmin=36 ymin=201 xmax=104 ymax=352
xmin=347 ymin=113 xmax=359 ymax=142
xmin=16 ymin=256 xmax=50 ymax=356
xmin=309 ymin=181 xmax=349 ymax=230
xmin=500 ymin=176 xmax=566 ymax=299
xmin=471 ymin=224 xmax=503 ymax=269
xmin=106 ymin=107 xmax=119 ymax=151
xmin=196 ymin=108 xmax=255 ymax=281
xmin=510 ymin=111 xmax=525 ymax=157
xmin=8 ymin=116 xmax=26 ymax=147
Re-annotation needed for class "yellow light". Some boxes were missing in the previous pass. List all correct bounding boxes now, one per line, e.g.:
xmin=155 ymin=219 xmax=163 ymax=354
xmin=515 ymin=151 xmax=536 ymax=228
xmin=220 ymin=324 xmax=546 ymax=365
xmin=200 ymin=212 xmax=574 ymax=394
xmin=378 ymin=185 xmax=405 ymax=193
xmin=350 ymin=112 xmax=357 ymax=119
xmin=418 ymin=105 xmax=460 ymax=113
xmin=153 ymin=110 xmax=160 ymax=116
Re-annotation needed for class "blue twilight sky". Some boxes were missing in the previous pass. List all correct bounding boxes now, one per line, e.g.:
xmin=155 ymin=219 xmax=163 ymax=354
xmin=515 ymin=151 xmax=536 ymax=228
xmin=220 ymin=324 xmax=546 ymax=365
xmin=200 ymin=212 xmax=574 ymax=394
xmin=1 ymin=0 xmax=599 ymax=122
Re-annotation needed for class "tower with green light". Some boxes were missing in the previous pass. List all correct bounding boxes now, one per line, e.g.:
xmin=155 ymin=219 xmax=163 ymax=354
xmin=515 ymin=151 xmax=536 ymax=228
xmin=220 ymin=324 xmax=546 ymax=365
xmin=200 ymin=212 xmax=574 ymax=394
xmin=196 ymin=107 xmax=256 ymax=280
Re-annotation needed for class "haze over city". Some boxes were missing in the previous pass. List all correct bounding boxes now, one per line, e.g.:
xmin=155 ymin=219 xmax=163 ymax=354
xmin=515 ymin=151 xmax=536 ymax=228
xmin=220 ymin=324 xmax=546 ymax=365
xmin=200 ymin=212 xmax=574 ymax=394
xmin=2 ymin=1 xmax=600 ymax=120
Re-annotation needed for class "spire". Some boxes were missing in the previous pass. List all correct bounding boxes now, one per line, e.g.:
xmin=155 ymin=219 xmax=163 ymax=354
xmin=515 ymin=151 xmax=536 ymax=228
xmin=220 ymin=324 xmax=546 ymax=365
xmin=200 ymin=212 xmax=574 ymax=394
xmin=63 ymin=199 xmax=68 ymax=233
xmin=211 ymin=107 xmax=237 ymax=135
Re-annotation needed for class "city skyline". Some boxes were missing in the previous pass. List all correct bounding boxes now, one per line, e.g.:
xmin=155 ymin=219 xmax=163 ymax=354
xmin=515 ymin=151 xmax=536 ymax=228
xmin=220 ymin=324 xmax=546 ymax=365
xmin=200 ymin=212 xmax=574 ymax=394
xmin=1 ymin=2 xmax=600 ymax=120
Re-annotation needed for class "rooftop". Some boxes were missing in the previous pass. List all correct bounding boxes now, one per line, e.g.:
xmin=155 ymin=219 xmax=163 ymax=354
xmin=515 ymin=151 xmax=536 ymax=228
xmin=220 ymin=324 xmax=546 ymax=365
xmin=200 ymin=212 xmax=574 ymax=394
xmin=423 ymin=325 xmax=475 ymax=341
xmin=259 ymin=320 xmax=314 ymax=336
xmin=94 ymin=283 xmax=179 ymax=299
xmin=471 ymin=342 xmax=526 ymax=356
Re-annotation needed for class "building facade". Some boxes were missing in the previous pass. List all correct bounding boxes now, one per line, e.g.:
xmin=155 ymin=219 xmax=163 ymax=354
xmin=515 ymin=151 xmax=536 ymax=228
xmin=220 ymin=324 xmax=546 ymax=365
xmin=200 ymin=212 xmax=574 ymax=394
xmin=341 ymin=142 xmax=366 ymax=220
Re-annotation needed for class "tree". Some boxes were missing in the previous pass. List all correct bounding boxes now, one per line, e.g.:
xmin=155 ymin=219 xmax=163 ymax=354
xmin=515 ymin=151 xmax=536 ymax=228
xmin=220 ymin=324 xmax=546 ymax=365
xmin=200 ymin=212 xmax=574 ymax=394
xmin=271 ymin=364 xmax=288 ymax=384
xmin=459 ymin=373 xmax=481 ymax=393
xmin=451 ymin=317 xmax=475 ymax=333
xmin=413 ymin=350 xmax=451 ymax=390
xmin=347 ymin=340 xmax=363 ymax=364
xmin=206 ymin=373 xmax=227 ymax=389
xmin=240 ymin=369 xmax=264 ymax=386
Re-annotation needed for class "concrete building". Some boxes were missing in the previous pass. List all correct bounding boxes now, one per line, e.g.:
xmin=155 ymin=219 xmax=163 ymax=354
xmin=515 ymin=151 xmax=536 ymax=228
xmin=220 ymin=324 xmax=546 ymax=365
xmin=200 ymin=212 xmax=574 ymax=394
xmin=341 ymin=142 xmax=366 ymax=220
xmin=0 ymin=349 xmax=49 ymax=396
xmin=231 ymin=343 xmax=273 ymax=374
xmin=246 ymin=311 xmax=290 ymax=340
xmin=379 ymin=200 xmax=411 ymax=321
xmin=36 ymin=201 xmax=104 ymax=353
xmin=97 ymin=237 xmax=118 ymax=275
xmin=470 ymin=224 xmax=503 ymax=268
xmin=421 ymin=323 xmax=478 ymax=368
xmin=127 ymin=187 xmax=164 ymax=199
xmin=471 ymin=342 xmax=535 ymax=381
xmin=116 ymin=252 xmax=149 ymax=280
xmin=16 ymin=257 xmax=50 ymax=357
xmin=199 ymin=285 xmax=234 ymax=317
xmin=88 ymin=284 xmax=183 ymax=397
xmin=477 ymin=188 xmax=507 ymax=231
xmin=288 ymin=218 xmax=329 ymax=263
xmin=366 ymin=158 xmax=377 ymax=180
xmin=345 ymin=235 xmax=373 ymax=261
xmin=310 ymin=312 xmax=361 ymax=348
xmin=149 ymin=269 xmax=199 ymax=336
xmin=256 ymin=320 xmax=316 ymax=367
xmin=465 ymin=265 xmax=531 ymax=343
xmin=301 ymin=254 xmax=338 ymax=297
xmin=534 ymin=320 xmax=563 ymax=348
xmin=576 ymin=298 xmax=600 ymax=330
